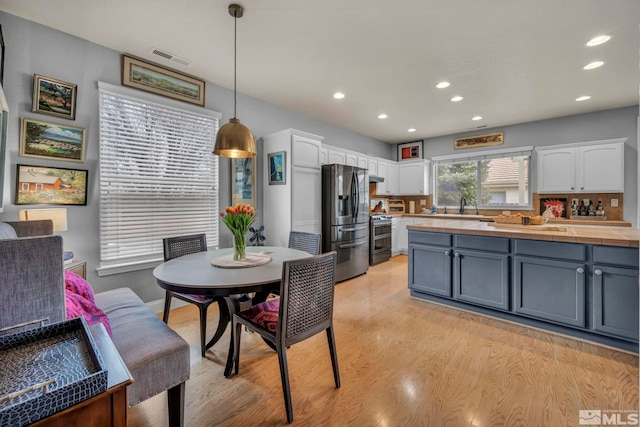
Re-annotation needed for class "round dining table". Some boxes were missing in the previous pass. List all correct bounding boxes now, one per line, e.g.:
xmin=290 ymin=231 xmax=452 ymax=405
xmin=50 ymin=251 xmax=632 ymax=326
xmin=153 ymin=245 xmax=311 ymax=376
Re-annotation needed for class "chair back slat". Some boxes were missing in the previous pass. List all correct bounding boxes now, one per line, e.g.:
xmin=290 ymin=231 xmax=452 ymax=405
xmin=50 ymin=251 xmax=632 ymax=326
xmin=163 ymin=234 xmax=207 ymax=262
xmin=279 ymin=252 xmax=336 ymax=344
xmin=288 ymin=231 xmax=321 ymax=255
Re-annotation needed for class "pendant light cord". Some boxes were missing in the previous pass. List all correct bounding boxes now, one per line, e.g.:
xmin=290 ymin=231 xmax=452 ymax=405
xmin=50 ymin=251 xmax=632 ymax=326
xmin=233 ymin=12 xmax=237 ymax=119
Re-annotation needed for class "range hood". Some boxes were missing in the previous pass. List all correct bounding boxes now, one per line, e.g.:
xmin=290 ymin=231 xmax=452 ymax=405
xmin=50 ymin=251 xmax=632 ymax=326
xmin=369 ymin=175 xmax=385 ymax=183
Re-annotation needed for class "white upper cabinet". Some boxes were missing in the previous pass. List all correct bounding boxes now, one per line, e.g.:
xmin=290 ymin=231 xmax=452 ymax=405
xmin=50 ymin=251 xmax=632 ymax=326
xmin=357 ymin=155 xmax=369 ymax=170
xmin=368 ymin=158 xmax=379 ymax=177
xmin=291 ymin=132 xmax=322 ymax=168
xmin=345 ymin=152 xmax=358 ymax=167
xmin=327 ymin=148 xmax=346 ymax=165
xmin=320 ymin=147 xmax=328 ymax=165
xmin=386 ymin=162 xmax=399 ymax=195
xmin=377 ymin=161 xmax=388 ymax=194
xmin=536 ymin=139 xmax=625 ymax=193
xmin=399 ymin=159 xmax=430 ymax=195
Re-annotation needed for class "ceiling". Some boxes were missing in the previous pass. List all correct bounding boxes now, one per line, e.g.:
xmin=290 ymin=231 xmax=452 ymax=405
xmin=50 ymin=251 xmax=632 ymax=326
xmin=1 ymin=0 xmax=638 ymax=143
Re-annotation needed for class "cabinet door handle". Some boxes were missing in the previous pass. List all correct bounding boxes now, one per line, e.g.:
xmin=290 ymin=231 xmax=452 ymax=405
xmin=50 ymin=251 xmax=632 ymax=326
xmin=594 ymin=269 xmax=603 ymax=275
xmin=576 ymin=267 xmax=584 ymax=274
xmin=454 ymin=252 xmax=460 ymax=258
xmin=571 ymin=187 xmax=574 ymax=190
xmin=580 ymin=187 xmax=584 ymax=190
xmin=444 ymin=250 xmax=450 ymax=256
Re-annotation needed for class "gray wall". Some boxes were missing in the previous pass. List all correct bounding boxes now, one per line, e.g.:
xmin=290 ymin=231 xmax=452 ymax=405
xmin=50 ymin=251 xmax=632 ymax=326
xmin=0 ymin=12 xmax=391 ymax=302
xmin=420 ymin=106 xmax=639 ymax=225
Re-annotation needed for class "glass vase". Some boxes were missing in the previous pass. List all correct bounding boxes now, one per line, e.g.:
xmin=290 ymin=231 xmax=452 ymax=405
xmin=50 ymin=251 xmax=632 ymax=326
xmin=233 ymin=231 xmax=247 ymax=261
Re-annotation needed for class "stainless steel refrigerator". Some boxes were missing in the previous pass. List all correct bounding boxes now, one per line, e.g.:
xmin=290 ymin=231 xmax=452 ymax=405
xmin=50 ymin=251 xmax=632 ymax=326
xmin=322 ymin=164 xmax=369 ymax=282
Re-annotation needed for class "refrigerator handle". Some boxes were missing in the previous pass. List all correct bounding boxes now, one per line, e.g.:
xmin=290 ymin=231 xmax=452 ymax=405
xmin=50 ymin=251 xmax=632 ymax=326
xmin=352 ymin=171 xmax=359 ymax=219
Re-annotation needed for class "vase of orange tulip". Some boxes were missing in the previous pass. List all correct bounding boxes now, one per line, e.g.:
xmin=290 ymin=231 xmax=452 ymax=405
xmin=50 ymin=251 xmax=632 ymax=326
xmin=220 ymin=204 xmax=255 ymax=261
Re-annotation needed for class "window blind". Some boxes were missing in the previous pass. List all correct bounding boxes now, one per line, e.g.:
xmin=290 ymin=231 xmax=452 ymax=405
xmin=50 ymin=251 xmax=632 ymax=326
xmin=98 ymin=83 xmax=219 ymax=270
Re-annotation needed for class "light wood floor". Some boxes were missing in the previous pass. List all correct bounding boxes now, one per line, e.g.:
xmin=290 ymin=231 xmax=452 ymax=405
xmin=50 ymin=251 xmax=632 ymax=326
xmin=129 ymin=255 xmax=638 ymax=426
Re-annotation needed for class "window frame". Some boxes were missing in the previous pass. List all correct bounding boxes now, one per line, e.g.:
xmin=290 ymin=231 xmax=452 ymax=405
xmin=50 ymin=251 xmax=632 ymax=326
xmin=432 ymin=146 xmax=533 ymax=211
xmin=96 ymin=82 xmax=222 ymax=276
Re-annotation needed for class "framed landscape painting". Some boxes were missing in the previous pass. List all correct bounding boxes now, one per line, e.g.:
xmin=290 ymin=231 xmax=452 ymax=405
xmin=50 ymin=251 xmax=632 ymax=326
xmin=232 ymin=157 xmax=256 ymax=207
xmin=121 ymin=54 xmax=206 ymax=106
xmin=15 ymin=164 xmax=88 ymax=205
xmin=32 ymin=74 xmax=77 ymax=120
xmin=19 ymin=118 xmax=86 ymax=162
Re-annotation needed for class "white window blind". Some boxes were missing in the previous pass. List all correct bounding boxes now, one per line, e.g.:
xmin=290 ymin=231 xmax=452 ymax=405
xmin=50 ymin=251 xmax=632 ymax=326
xmin=98 ymin=82 xmax=219 ymax=273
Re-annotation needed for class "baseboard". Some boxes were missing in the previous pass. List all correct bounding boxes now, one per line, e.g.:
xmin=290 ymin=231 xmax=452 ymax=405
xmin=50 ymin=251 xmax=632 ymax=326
xmin=147 ymin=298 xmax=188 ymax=315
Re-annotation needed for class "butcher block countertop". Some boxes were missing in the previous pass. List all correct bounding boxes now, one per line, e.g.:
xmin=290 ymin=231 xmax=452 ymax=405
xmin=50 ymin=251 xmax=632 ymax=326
xmin=399 ymin=213 xmax=632 ymax=227
xmin=407 ymin=219 xmax=639 ymax=247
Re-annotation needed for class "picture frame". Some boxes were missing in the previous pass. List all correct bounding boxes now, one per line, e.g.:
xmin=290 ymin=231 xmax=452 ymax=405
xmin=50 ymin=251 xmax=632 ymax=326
xmin=231 ymin=157 xmax=256 ymax=207
xmin=454 ymin=131 xmax=504 ymax=150
xmin=19 ymin=117 xmax=86 ymax=162
xmin=397 ymin=140 xmax=423 ymax=161
xmin=0 ymin=25 xmax=5 ymax=86
xmin=121 ymin=54 xmax=206 ymax=106
xmin=32 ymin=75 xmax=78 ymax=120
xmin=268 ymin=151 xmax=286 ymax=185
xmin=16 ymin=164 xmax=88 ymax=206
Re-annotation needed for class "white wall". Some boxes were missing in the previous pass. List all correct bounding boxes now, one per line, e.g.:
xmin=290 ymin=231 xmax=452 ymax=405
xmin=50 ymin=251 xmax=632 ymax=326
xmin=0 ymin=12 xmax=392 ymax=302
xmin=420 ymin=106 xmax=639 ymax=225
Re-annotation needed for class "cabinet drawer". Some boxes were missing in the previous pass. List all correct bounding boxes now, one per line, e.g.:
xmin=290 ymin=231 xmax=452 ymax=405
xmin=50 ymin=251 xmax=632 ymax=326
xmin=514 ymin=239 xmax=586 ymax=261
xmin=455 ymin=235 xmax=509 ymax=253
xmin=592 ymin=246 xmax=639 ymax=268
xmin=409 ymin=231 xmax=451 ymax=247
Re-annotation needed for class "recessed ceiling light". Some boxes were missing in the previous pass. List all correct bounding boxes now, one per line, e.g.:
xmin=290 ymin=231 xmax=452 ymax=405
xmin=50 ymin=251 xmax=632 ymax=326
xmin=333 ymin=92 xmax=345 ymax=99
xmin=408 ymin=128 xmax=416 ymax=133
xmin=586 ymin=35 xmax=611 ymax=47
xmin=451 ymin=96 xmax=463 ymax=102
xmin=583 ymin=61 xmax=605 ymax=70
xmin=436 ymin=81 xmax=450 ymax=89
xmin=576 ymin=95 xmax=591 ymax=102
xmin=472 ymin=116 xmax=483 ymax=121
xmin=378 ymin=113 xmax=388 ymax=119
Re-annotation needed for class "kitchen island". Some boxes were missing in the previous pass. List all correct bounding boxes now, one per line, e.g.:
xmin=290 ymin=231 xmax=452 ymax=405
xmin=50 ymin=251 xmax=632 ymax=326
xmin=407 ymin=219 xmax=639 ymax=352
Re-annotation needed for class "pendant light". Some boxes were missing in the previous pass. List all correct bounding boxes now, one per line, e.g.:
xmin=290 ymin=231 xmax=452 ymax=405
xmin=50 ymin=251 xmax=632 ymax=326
xmin=213 ymin=3 xmax=256 ymax=158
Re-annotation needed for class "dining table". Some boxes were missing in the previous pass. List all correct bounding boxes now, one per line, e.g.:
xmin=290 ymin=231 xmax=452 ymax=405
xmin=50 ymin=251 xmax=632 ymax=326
xmin=152 ymin=245 xmax=312 ymax=376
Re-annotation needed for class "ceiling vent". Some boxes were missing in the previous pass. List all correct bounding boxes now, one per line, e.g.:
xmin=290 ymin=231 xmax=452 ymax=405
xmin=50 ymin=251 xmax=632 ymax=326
xmin=149 ymin=48 xmax=192 ymax=67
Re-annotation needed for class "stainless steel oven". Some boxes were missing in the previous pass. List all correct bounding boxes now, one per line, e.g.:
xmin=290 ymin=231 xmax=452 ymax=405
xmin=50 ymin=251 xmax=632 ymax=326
xmin=370 ymin=214 xmax=392 ymax=265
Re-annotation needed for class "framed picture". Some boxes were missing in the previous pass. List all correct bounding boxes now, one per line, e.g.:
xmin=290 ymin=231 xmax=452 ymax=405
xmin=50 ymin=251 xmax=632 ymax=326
xmin=232 ymin=157 xmax=256 ymax=207
xmin=397 ymin=140 xmax=423 ymax=161
xmin=0 ymin=25 xmax=5 ymax=86
xmin=454 ymin=131 xmax=504 ymax=150
xmin=268 ymin=151 xmax=286 ymax=185
xmin=16 ymin=164 xmax=88 ymax=206
xmin=540 ymin=198 xmax=567 ymax=218
xmin=121 ymin=54 xmax=206 ymax=106
xmin=32 ymin=75 xmax=78 ymax=120
xmin=19 ymin=118 xmax=86 ymax=162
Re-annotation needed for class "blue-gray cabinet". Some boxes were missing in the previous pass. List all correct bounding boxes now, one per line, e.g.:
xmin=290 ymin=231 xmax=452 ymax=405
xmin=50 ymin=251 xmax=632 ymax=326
xmin=408 ymin=232 xmax=452 ymax=297
xmin=454 ymin=249 xmax=510 ymax=311
xmin=513 ymin=256 xmax=586 ymax=327
xmin=592 ymin=265 xmax=638 ymax=341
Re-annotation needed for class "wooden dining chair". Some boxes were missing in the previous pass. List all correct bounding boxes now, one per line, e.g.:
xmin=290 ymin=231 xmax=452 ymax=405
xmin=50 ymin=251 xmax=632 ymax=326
xmin=231 ymin=251 xmax=340 ymax=424
xmin=162 ymin=233 xmax=220 ymax=358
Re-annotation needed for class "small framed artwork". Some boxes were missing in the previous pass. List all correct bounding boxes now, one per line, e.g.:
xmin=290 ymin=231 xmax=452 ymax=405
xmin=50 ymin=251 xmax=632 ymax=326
xmin=19 ymin=118 xmax=86 ymax=162
xmin=16 ymin=164 xmax=88 ymax=206
xmin=232 ymin=157 xmax=256 ymax=207
xmin=540 ymin=198 xmax=567 ymax=218
xmin=397 ymin=140 xmax=423 ymax=161
xmin=454 ymin=131 xmax=504 ymax=150
xmin=122 ymin=54 xmax=206 ymax=106
xmin=32 ymin=75 xmax=78 ymax=120
xmin=268 ymin=151 xmax=286 ymax=185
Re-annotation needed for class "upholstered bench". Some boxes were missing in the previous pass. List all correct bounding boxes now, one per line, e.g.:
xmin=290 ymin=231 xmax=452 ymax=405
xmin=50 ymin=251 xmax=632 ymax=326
xmin=0 ymin=220 xmax=190 ymax=426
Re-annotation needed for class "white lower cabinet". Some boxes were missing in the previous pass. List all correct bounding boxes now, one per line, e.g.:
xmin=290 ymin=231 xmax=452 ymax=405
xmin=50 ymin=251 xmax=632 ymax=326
xmin=391 ymin=217 xmax=399 ymax=255
xmin=396 ymin=217 xmax=415 ymax=254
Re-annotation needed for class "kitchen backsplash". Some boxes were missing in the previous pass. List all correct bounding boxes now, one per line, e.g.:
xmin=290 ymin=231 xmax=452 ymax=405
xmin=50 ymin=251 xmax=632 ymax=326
xmin=369 ymin=183 xmax=623 ymax=220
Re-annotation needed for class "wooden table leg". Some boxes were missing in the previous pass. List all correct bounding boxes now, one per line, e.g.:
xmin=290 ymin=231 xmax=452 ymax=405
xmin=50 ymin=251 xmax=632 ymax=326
xmin=205 ymin=297 xmax=230 ymax=350
xmin=223 ymin=296 xmax=239 ymax=377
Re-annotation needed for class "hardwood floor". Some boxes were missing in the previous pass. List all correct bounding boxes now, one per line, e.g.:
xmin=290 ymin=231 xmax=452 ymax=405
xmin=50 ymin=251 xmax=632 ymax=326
xmin=129 ymin=255 xmax=638 ymax=426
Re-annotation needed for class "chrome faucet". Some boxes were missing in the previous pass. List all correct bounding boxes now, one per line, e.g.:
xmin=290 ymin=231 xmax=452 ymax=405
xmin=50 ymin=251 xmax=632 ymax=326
xmin=460 ymin=197 xmax=466 ymax=214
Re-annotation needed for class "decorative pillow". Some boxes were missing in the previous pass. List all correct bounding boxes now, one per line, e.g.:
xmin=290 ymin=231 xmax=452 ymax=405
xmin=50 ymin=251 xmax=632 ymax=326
xmin=240 ymin=299 xmax=280 ymax=333
xmin=64 ymin=270 xmax=95 ymax=303
xmin=0 ymin=222 xmax=17 ymax=240
xmin=65 ymin=291 xmax=112 ymax=336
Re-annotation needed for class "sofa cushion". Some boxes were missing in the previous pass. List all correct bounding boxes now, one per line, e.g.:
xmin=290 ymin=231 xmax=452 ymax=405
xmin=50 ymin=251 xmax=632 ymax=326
xmin=0 ymin=222 xmax=17 ymax=240
xmin=94 ymin=287 xmax=190 ymax=406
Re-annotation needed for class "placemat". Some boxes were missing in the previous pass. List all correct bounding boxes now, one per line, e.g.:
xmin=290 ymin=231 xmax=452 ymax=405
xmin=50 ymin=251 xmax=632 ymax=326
xmin=210 ymin=252 xmax=272 ymax=268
